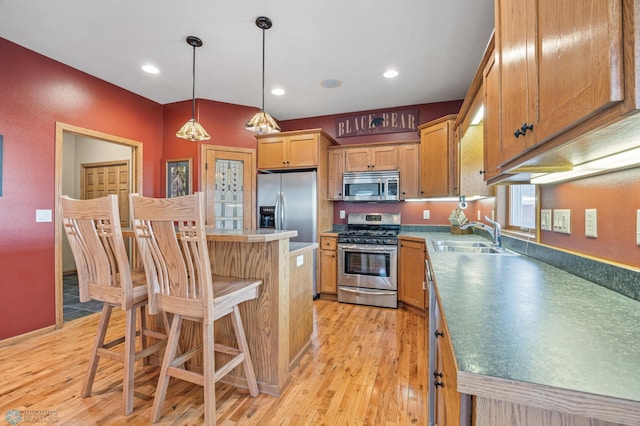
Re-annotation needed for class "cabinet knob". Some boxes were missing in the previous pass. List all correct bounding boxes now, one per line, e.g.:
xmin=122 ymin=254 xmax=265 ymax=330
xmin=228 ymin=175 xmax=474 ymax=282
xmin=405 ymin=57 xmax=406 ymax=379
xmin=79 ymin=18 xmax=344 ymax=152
xmin=479 ymin=170 xmax=485 ymax=175
xmin=435 ymin=330 xmax=444 ymax=338
xmin=434 ymin=381 xmax=444 ymax=388
xmin=433 ymin=371 xmax=443 ymax=378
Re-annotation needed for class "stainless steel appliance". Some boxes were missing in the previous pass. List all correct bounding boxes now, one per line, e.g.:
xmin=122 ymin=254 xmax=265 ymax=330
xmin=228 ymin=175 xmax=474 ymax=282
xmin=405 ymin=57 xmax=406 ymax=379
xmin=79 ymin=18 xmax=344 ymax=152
xmin=257 ymin=170 xmax=318 ymax=292
xmin=342 ymin=170 xmax=400 ymax=202
xmin=337 ymin=212 xmax=401 ymax=308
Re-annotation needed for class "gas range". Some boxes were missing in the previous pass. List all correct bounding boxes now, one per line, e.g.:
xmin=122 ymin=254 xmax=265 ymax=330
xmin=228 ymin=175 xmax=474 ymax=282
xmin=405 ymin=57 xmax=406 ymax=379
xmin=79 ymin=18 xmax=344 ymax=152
xmin=337 ymin=213 xmax=401 ymax=245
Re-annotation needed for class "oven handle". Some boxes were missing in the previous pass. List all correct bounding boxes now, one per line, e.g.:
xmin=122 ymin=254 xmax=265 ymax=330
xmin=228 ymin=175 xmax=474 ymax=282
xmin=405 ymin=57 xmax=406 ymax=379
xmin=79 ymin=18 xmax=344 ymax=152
xmin=339 ymin=287 xmax=395 ymax=296
xmin=338 ymin=244 xmax=398 ymax=253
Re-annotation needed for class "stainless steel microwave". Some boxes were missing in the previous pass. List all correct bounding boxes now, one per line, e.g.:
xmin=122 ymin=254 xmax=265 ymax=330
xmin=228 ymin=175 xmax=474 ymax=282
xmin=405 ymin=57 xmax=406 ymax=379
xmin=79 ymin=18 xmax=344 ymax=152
xmin=342 ymin=170 xmax=400 ymax=202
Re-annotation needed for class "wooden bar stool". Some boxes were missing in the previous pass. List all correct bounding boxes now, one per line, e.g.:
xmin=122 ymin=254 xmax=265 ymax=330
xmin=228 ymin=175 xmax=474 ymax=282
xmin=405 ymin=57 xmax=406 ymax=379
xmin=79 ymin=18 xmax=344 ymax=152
xmin=60 ymin=194 xmax=167 ymax=415
xmin=129 ymin=192 xmax=261 ymax=425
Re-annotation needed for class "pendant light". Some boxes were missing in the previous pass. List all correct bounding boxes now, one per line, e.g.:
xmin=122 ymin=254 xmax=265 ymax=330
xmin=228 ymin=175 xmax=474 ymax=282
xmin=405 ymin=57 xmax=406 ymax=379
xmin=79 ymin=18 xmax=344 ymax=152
xmin=176 ymin=36 xmax=210 ymax=141
xmin=245 ymin=16 xmax=281 ymax=134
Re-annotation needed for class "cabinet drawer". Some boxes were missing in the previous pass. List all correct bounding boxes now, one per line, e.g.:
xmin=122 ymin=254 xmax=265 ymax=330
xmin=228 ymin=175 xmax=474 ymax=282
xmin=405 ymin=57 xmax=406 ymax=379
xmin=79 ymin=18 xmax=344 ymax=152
xmin=320 ymin=237 xmax=337 ymax=250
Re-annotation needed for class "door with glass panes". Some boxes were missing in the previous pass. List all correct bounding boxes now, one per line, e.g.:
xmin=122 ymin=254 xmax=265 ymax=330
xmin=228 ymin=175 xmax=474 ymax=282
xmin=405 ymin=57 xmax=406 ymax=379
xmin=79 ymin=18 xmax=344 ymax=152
xmin=202 ymin=145 xmax=256 ymax=230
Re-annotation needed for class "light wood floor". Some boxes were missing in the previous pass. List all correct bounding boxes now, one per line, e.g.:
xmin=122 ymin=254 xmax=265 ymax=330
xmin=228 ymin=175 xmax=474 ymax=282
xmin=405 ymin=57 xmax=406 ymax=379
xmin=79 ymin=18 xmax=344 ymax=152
xmin=0 ymin=300 xmax=428 ymax=425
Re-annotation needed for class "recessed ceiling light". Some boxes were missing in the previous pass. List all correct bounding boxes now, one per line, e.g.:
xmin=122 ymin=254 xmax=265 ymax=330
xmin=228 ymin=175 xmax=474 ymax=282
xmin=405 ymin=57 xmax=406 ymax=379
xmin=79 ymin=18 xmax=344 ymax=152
xmin=383 ymin=70 xmax=399 ymax=78
xmin=271 ymin=88 xmax=285 ymax=96
xmin=321 ymin=79 xmax=342 ymax=89
xmin=141 ymin=64 xmax=160 ymax=74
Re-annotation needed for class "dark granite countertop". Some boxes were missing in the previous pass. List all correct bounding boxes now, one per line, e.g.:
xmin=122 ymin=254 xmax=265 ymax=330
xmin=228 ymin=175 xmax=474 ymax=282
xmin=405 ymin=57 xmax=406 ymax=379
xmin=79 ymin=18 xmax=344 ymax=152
xmin=400 ymin=231 xmax=640 ymax=406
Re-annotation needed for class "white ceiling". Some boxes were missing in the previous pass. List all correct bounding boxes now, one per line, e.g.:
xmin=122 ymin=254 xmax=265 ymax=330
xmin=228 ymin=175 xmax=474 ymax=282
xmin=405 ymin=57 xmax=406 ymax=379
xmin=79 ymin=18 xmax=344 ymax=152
xmin=0 ymin=0 xmax=494 ymax=121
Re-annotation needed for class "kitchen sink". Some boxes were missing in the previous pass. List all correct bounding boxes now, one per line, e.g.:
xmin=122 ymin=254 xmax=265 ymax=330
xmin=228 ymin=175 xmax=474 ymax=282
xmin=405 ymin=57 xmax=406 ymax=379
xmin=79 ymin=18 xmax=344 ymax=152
xmin=432 ymin=240 xmax=515 ymax=254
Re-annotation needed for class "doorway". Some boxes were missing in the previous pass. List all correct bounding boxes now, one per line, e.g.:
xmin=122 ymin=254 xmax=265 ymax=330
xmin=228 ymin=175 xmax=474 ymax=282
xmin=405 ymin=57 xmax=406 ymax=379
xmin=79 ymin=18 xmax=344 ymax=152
xmin=201 ymin=144 xmax=256 ymax=229
xmin=54 ymin=122 xmax=142 ymax=327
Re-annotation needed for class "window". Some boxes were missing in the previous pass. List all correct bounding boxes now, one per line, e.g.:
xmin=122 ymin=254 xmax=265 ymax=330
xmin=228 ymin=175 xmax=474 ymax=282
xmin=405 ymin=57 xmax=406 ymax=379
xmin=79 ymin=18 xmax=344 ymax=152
xmin=509 ymin=184 xmax=536 ymax=229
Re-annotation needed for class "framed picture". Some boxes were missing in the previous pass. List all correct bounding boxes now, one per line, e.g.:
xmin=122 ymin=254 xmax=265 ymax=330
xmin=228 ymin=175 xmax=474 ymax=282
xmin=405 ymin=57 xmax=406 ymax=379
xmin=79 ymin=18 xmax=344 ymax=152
xmin=165 ymin=158 xmax=192 ymax=198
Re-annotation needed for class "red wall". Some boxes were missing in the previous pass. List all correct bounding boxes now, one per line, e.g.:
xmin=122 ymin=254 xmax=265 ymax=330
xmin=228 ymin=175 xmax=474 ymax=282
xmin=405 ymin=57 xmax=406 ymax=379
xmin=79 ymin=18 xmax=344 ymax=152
xmin=0 ymin=38 xmax=163 ymax=339
xmin=162 ymin=99 xmax=259 ymax=193
xmin=281 ymin=101 xmax=462 ymax=145
xmin=540 ymin=167 xmax=640 ymax=268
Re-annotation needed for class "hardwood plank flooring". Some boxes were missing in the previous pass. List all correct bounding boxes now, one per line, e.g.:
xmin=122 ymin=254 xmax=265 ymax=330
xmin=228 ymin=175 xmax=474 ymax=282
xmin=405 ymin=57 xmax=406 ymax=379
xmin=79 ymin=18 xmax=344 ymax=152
xmin=0 ymin=300 xmax=428 ymax=425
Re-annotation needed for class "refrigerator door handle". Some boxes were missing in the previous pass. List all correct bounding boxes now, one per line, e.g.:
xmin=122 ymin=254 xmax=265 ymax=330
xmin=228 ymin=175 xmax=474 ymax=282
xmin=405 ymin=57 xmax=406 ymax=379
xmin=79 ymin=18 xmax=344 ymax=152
xmin=274 ymin=192 xmax=281 ymax=230
xmin=280 ymin=192 xmax=286 ymax=230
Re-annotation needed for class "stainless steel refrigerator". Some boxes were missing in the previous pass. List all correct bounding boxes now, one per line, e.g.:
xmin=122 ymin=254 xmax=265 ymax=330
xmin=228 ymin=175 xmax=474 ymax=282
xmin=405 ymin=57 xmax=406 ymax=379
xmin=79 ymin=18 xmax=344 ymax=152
xmin=257 ymin=170 xmax=318 ymax=294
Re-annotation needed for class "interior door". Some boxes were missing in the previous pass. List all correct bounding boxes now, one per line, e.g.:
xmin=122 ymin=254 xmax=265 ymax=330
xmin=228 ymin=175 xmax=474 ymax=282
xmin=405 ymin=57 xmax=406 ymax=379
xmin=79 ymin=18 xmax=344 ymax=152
xmin=202 ymin=145 xmax=256 ymax=230
xmin=81 ymin=160 xmax=130 ymax=228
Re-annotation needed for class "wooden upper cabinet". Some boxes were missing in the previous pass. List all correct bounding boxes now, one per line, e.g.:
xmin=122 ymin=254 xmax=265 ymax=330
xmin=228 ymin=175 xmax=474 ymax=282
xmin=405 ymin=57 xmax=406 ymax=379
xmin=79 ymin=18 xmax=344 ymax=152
xmin=453 ymin=33 xmax=493 ymax=195
xmin=257 ymin=131 xmax=319 ymax=170
xmin=494 ymin=0 xmax=625 ymax=175
xmin=344 ymin=145 xmax=398 ymax=171
xmin=327 ymin=147 xmax=345 ymax=200
xmin=397 ymin=143 xmax=420 ymax=199
xmin=483 ymin=45 xmax=502 ymax=181
xmin=419 ymin=115 xmax=457 ymax=197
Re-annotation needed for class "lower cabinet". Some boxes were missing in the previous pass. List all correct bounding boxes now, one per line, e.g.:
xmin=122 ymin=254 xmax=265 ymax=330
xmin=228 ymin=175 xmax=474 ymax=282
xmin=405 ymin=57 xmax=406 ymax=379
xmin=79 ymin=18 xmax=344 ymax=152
xmin=429 ymin=279 xmax=471 ymax=426
xmin=319 ymin=236 xmax=337 ymax=295
xmin=398 ymin=237 xmax=427 ymax=310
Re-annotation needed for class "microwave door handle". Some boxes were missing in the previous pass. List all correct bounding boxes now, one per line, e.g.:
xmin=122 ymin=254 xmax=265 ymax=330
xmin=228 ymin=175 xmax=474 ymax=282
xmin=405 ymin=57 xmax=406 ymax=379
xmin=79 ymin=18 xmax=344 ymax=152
xmin=379 ymin=177 xmax=383 ymax=201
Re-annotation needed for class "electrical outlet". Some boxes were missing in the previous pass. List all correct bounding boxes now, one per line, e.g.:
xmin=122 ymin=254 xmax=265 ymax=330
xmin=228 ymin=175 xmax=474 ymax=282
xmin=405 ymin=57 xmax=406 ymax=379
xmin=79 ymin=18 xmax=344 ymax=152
xmin=585 ymin=209 xmax=597 ymax=238
xmin=339 ymin=210 xmax=346 ymax=219
xmin=540 ymin=209 xmax=552 ymax=231
xmin=423 ymin=210 xmax=430 ymax=220
xmin=477 ymin=210 xmax=481 ymax=220
xmin=553 ymin=209 xmax=571 ymax=234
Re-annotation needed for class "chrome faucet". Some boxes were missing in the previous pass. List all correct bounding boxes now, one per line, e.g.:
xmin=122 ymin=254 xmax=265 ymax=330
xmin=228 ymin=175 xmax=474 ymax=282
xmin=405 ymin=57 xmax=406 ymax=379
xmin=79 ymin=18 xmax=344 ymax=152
xmin=460 ymin=216 xmax=502 ymax=248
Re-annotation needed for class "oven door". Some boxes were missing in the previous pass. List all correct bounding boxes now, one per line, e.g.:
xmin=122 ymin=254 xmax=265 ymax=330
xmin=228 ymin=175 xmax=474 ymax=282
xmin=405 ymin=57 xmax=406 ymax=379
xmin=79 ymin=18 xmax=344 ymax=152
xmin=337 ymin=243 xmax=397 ymax=291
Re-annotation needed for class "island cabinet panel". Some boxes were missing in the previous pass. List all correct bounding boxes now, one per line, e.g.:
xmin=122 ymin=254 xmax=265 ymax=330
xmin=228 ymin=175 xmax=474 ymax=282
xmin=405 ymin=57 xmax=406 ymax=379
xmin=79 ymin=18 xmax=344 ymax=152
xmin=208 ymin=239 xmax=291 ymax=395
xmin=288 ymin=246 xmax=314 ymax=368
xmin=491 ymin=0 xmax=628 ymax=178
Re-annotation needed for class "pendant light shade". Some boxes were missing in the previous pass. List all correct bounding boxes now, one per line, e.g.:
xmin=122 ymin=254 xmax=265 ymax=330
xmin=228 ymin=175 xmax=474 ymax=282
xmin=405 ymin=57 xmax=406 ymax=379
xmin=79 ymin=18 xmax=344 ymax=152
xmin=176 ymin=36 xmax=210 ymax=141
xmin=246 ymin=16 xmax=281 ymax=134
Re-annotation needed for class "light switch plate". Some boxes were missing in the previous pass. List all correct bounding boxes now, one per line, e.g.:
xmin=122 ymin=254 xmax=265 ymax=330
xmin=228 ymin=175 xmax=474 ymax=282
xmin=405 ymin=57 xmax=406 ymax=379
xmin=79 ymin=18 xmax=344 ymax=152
xmin=553 ymin=209 xmax=571 ymax=234
xmin=540 ymin=209 xmax=552 ymax=231
xmin=423 ymin=210 xmax=430 ymax=220
xmin=339 ymin=210 xmax=346 ymax=219
xmin=36 ymin=209 xmax=52 ymax=223
xmin=585 ymin=209 xmax=597 ymax=238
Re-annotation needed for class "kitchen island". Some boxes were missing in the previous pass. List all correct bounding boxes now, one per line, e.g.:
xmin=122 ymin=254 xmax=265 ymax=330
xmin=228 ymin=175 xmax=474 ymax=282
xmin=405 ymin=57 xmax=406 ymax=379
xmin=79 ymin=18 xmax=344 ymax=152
xmin=136 ymin=228 xmax=316 ymax=397
xmin=402 ymin=231 xmax=640 ymax=426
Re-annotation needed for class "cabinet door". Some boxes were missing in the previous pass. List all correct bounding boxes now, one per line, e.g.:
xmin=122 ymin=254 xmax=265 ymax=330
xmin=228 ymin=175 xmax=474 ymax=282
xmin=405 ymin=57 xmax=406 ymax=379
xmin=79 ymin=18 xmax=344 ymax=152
xmin=288 ymin=133 xmax=319 ymax=168
xmin=483 ymin=52 xmax=502 ymax=180
xmin=399 ymin=239 xmax=426 ymax=309
xmin=344 ymin=147 xmax=371 ymax=171
xmin=319 ymin=248 xmax=337 ymax=294
xmin=327 ymin=148 xmax=345 ymax=200
xmin=497 ymin=0 xmax=537 ymax=163
xmin=398 ymin=144 xmax=420 ymax=199
xmin=370 ymin=146 xmax=398 ymax=170
xmin=420 ymin=120 xmax=452 ymax=197
xmin=534 ymin=0 xmax=623 ymax=143
xmin=257 ymin=136 xmax=287 ymax=169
